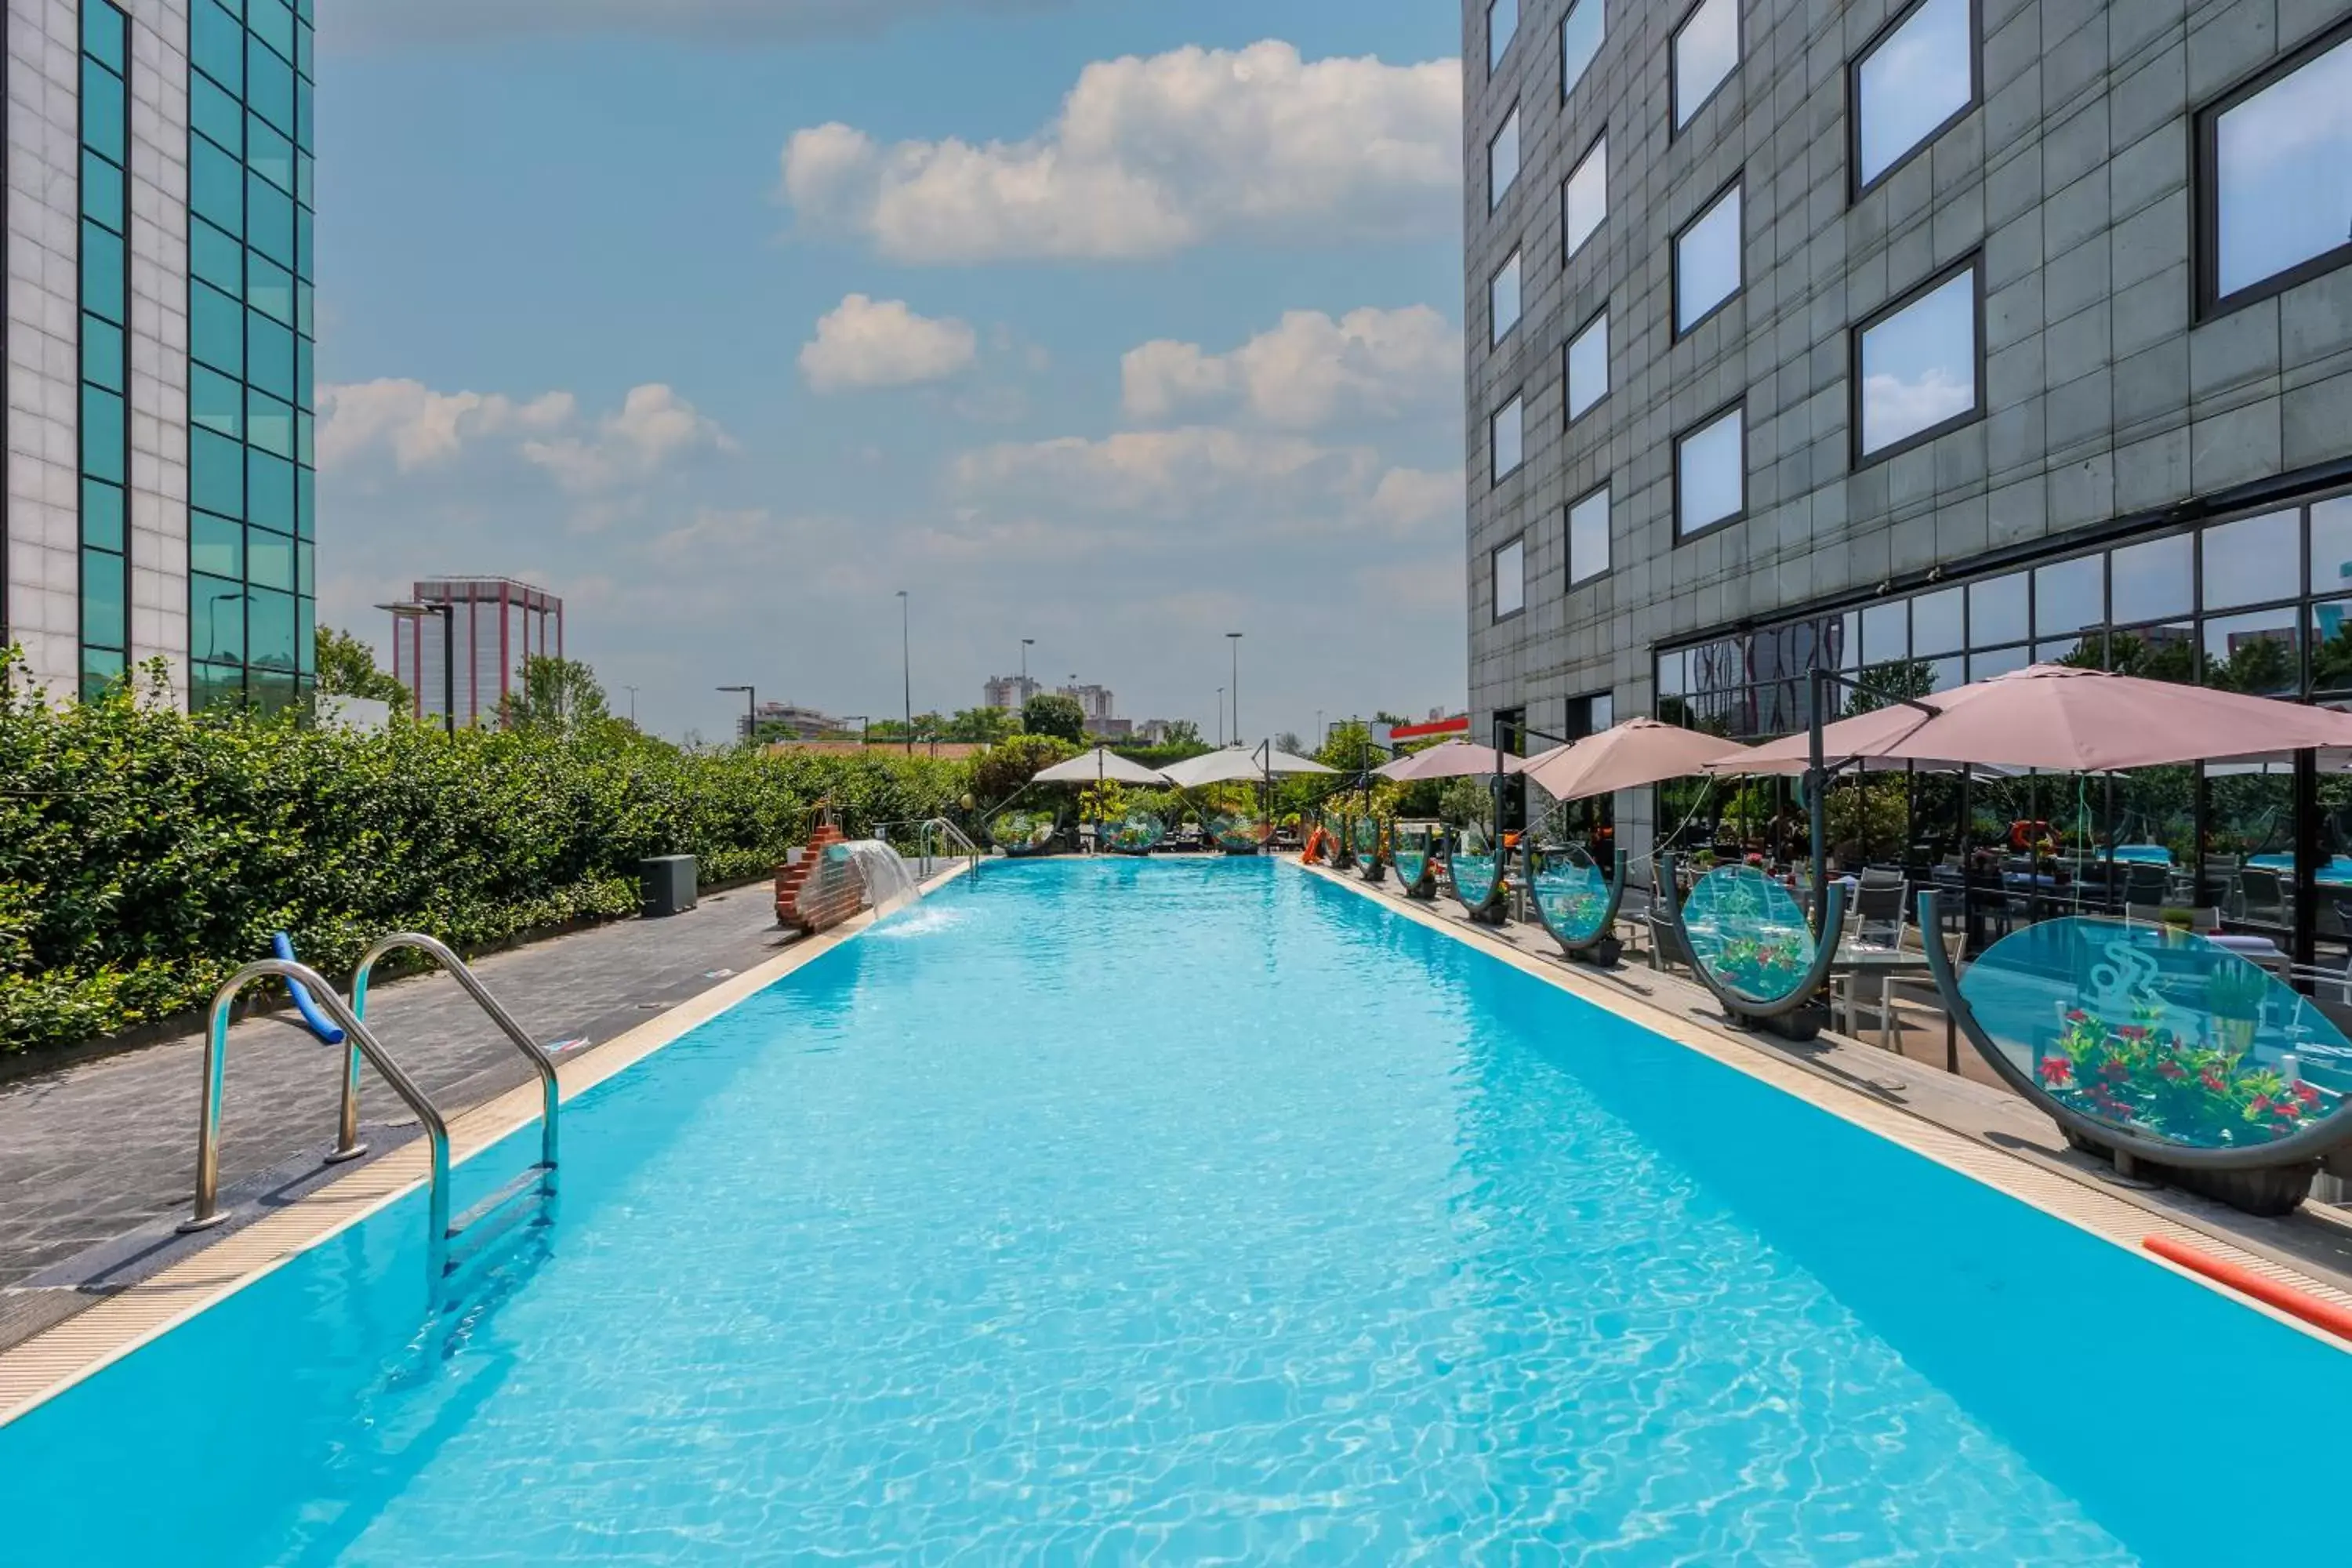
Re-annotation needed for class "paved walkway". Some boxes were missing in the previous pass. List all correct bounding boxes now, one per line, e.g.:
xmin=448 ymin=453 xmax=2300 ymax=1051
xmin=0 ymin=889 xmax=792 ymax=1315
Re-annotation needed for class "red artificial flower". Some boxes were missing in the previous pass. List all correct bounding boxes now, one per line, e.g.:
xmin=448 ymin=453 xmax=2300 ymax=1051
xmin=2155 ymin=1060 xmax=2187 ymax=1081
xmin=2065 ymin=1010 xmax=2089 ymax=1023
xmin=2102 ymin=1058 xmax=2130 ymax=1081
xmin=2249 ymin=1094 xmax=2273 ymax=1115
xmin=2038 ymin=1057 xmax=2073 ymax=1087
xmin=2201 ymin=1069 xmax=2227 ymax=1093
xmin=2295 ymin=1083 xmax=2322 ymax=1106
xmin=2117 ymin=1025 xmax=2150 ymax=1041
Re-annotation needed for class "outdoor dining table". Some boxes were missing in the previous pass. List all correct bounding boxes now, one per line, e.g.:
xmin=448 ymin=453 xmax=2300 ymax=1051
xmin=1828 ymin=942 xmax=1955 ymax=1070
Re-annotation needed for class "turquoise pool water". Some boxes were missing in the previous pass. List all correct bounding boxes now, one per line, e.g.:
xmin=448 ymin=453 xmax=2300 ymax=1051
xmin=6 ymin=860 xmax=2350 ymax=1563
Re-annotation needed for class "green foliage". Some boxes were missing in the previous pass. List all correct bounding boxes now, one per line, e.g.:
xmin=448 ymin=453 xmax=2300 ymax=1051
xmin=498 ymin=655 xmax=613 ymax=737
xmin=0 ymin=652 xmax=967 ymax=1056
xmin=942 ymin=706 xmax=1020 ymax=743
xmin=1021 ymin=691 xmax=1088 ymax=743
xmin=1846 ymin=658 xmax=1938 ymax=715
xmin=314 ymin=626 xmax=409 ymax=708
xmin=1826 ymin=777 xmax=1908 ymax=864
xmin=969 ymin=734 xmax=1079 ymax=803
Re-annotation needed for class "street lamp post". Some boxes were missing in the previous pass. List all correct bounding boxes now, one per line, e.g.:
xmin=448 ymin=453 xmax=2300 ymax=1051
xmin=1021 ymin=637 xmax=1034 ymax=693
xmin=624 ymin=684 xmax=639 ymax=726
xmin=1216 ymin=688 xmax=1225 ymax=747
xmin=717 ymin=684 xmax=756 ymax=744
xmin=1226 ymin=632 xmax=1243 ymax=746
xmin=897 ymin=590 xmax=913 ymax=756
xmin=377 ymin=599 xmax=455 ymax=736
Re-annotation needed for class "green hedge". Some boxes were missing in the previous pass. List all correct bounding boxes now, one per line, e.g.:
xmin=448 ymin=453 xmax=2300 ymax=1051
xmin=0 ymin=677 xmax=971 ymax=1056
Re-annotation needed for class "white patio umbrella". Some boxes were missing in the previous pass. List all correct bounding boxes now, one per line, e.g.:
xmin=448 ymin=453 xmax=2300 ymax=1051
xmin=1163 ymin=746 xmax=1335 ymax=786
xmin=1374 ymin=739 xmax=1528 ymax=782
xmin=1032 ymin=746 xmax=1172 ymax=786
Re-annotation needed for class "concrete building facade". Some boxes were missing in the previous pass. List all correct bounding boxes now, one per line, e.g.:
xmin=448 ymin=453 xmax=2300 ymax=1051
xmin=1464 ymin=0 xmax=2352 ymax=868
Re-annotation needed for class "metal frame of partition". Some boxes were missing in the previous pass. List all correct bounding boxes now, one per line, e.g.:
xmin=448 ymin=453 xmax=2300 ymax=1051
xmin=1661 ymin=854 xmax=1849 ymax=1040
xmin=1392 ymin=822 xmax=1442 ymax=898
xmin=1449 ymin=824 xmax=1511 ymax=924
xmin=1528 ymin=845 xmax=1629 ymax=964
xmin=1355 ymin=815 xmax=1388 ymax=883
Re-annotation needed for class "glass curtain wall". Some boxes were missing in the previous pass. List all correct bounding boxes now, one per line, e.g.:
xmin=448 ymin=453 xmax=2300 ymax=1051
xmin=187 ymin=0 xmax=316 ymax=713
xmin=78 ymin=3 xmax=131 ymax=699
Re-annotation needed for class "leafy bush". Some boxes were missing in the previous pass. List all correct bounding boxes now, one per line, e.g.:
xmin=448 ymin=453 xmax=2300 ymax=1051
xmin=0 ymin=660 xmax=969 ymax=1056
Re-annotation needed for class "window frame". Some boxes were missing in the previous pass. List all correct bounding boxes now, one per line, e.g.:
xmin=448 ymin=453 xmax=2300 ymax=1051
xmin=1488 ymin=101 xmax=1523 ymax=212
xmin=1849 ymin=252 xmax=1987 ymax=466
xmin=1567 ymin=484 xmax=1611 ymax=586
xmin=1559 ymin=129 xmax=1608 ymax=262
xmin=1490 ymin=390 xmax=1528 ymax=485
xmin=1847 ymin=0 xmax=1983 ymax=203
xmin=1559 ymin=0 xmax=1604 ymax=103
xmin=1669 ymin=0 xmax=1740 ymax=133
xmin=1488 ymin=0 xmax=1518 ymax=76
xmin=1565 ymin=307 xmax=1609 ymax=423
xmin=1671 ymin=174 xmax=1744 ymax=338
xmin=2194 ymin=12 xmax=2352 ymax=321
xmin=1492 ymin=534 xmax=1528 ymax=622
xmin=1672 ymin=400 xmax=1747 ymax=541
xmin=1490 ymin=249 xmax=1523 ymax=346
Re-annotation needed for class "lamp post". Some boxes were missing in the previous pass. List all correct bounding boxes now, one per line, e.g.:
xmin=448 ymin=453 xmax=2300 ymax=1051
xmin=624 ymin=684 xmax=639 ymax=726
xmin=377 ymin=599 xmax=454 ymax=736
xmin=1216 ymin=688 xmax=1225 ymax=747
xmin=839 ymin=715 xmax=869 ymax=750
xmin=897 ymin=590 xmax=913 ymax=756
xmin=717 ymin=684 xmax=756 ymax=744
xmin=1021 ymin=637 xmax=1034 ymax=692
xmin=1226 ymin=632 xmax=1243 ymax=746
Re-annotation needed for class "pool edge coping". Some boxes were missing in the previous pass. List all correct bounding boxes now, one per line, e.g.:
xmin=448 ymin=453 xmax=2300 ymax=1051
xmin=1298 ymin=858 xmax=2352 ymax=1356
xmin=0 ymin=865 xmax=974 ymax=1428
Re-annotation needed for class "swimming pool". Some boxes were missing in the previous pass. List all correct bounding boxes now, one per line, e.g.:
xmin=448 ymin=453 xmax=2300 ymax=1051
xmin=5 ymin=858 xmax=2347 ymax=1563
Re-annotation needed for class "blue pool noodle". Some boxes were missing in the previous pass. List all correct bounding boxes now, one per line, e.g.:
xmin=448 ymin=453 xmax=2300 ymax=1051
xmin=271 ymin=931 xmax=346 ymax=1045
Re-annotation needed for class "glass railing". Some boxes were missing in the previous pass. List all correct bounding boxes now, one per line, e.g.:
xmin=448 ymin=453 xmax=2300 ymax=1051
xmin=1529 ymin=841 xmax=1613 ymax=947
xmin=1102 ymin=811 xmax=1165 ymax=855
xmin=1210 ymin=814 xmax=1270 ymax=853
xmin=990 ymin=811 xmax=1057 ymax=856
xmin=1450 ymin=828 xmax=1501 ymax=910
xmin=1681 ymin=865 xmax=1823 ymax=1007
xmin=1957 ymin=917 xmax=2352 ymax=1153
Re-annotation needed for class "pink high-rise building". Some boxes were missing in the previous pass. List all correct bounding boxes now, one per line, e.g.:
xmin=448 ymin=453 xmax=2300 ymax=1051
xmin=390 ymin=578 xmax=564 ymax=728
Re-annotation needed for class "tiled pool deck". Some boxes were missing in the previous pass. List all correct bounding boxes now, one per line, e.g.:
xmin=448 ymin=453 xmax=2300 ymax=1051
xmin=2 ymin=855 xmax=2347 ymax=1425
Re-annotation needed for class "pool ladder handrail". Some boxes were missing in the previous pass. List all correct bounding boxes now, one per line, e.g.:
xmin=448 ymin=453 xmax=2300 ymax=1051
xmin=183 ymin=960 xmax=451 ymax=1244
xmin=894 ymin=815 xmax=982 ymax=880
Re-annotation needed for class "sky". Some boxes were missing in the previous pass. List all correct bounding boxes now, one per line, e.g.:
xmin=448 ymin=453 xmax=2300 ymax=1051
xmin=310 ymin=0 xmax=1469 ymax=744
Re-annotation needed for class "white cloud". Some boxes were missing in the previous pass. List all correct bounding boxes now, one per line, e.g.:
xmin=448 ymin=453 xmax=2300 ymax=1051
xmin=800 ymin=294 xmax=979 ymax=391
xmin=1122 ymin=307 xmax=1458 ymax=430
xmin=1367 ymin=466 xmax=1462 ymax=536
xmin=316 ymin=379 xmax=575 ymax=472
xmin=519 ymin=385 xmax=735 ymax=493
xmin=1861 ymin=370 xmax=1973 ymax=452
xmin=321 ymin=0 xmax=1062 ymax=48
xmin=782 ymin=41 xmax=1461 ymax=262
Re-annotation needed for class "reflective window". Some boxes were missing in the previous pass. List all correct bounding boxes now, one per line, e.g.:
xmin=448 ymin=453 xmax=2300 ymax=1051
xmin=1490 ymin=252 xmax=1522 ymax=343
xmin=1969 ymin=643 xmax=2029 ymax=681
xmin=80 ymin=479 xmax=122 ymax=550
xmin=1912 ymin=586 xmax=1964 ymax=655
xmin=2205 ymin=28 xmax=2352 ymax=308
xmin=2035 ymin=554 xmax=2104 ymax=634
xmin=1675 ymin=405 xmax=1744 ymax=536
xmin=1569 ymin=487 xmax=1610 ymax=584
xmin=1490 ymin=105 xmax=1521 ymax=210
xmin=1674 ymin=183 xmax=1742 ymax=332
xmin=2111 ymin=533 xmax=2194 ymax=623
xmin=1562 ymin=0 xmax=1603 ymax=97
xmin=1494 ymin=536 xmax=1526 ymax=619
xmin=1490 ymin=0 xmax=1518 ymax=72
xmin=2202 ymin=510 xmax=2298 ymax=609
xmin=191 ymin=512 xmax=243 ymax=579
xmin=1672 ymin=0 xmax=1739 ymax=128
xmin=1492 ymin=394 xmax=1526 ymax=481
xmin=1857 ymin=263 xmax=1979 ymax=457
xmin=1658 ymin=648 xmax=1690 ymax=695
xmin=2205 ymin=611 xmax=2299 ymax=695
xmin=1971 ymin=572 xmax=2030 ymax=646
xmin=1863 ymin=600 xmax=1908 ymax=662
xmin=2314 ymin=495 xmax=2352 ymax=601
xmin=1563 ymin=136 xmax=1606 ymax=257
xmin=1855 ymin=0 xmax=1975 ymax=190
xmin=1566 ymin=310 xmax=1608 ymax=420
xmin=2313 ymin=599 xmax=2352 ymax=692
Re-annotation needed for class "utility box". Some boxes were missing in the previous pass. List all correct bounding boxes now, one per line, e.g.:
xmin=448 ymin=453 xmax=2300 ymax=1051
xmin=640 ymin=855 xmax=698 ymax=918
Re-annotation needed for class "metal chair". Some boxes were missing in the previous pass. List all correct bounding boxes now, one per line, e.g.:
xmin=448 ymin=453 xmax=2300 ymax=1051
xmin=2239 ymin=866 xmax=2286 ymax=925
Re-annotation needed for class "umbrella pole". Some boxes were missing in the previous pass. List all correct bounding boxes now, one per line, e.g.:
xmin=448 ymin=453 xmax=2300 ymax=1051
xmin=1809 ymin=668 xmax=1829 ymax=931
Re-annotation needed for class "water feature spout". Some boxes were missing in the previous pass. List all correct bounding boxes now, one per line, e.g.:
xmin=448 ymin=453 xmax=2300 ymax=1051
xmin=842 ymin=840 xmax=922 ymax=919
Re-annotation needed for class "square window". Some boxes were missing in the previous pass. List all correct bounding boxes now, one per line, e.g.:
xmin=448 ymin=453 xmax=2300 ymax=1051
xmin=248 ymin=251 xmax=295 ymax=325
xmin=81 ymin=315 xmax=125 ymax=394
xmin=80 ymin=386 xmax=125 ymax=485
xmin=2201 ymin=24 xmax=2352 ymax=314
xmin=191 ymin=426 xmax=245 ymax=517
xmin=2111 ymin=532 xmax=2193 ymax=624
xmin=191 ymin=510 xmax=244 ymax=579
xmin=1561 ymin=0 xmax=1603 ymax=98
xmin=81 ymin=478 xmax=124 ymax=551
xmin=1490 ymin=251 xmax=1522 ymax=344
xmin=192 ymin=1 xmax=245 ymax=95
xmin=2202 ymin=510 xmax=2299 ymax=609
xmin=1491 ymin=394 xmax=1526 ymax=482
xmin=249 ymin=313 xmax=296 ymax=401
xmin=82 ymin=0 xmax=127 ymax=72
xmin=248 ymin=112 xmax=295 ymax=194
xmin=80 ymin=222 xmax=125 ymax=326
xmin=2034 ymin=554 xmax=2104 ymax=634
xmin=1494 ymin=536 xmax=1526 ymax=620
xmin=191 ymin=136 xmax=244 ymax=238
xmin=1672 ymin=0 xmax=1740 ymax=129
xmin=1675 ymin=405 xmax=1744 ymax=537
xmin=80 ymin=58 xmax=125 ymax=168
xmin=249 ymin=0 xmax=296 ymax=62
xmin=1970 ymin=572 xmax=2030 ymax=646
xmin=1863 ymin=599 xmax=1909 ymax=662
xmin=1569 ymin=488 xmax=1610 ymax=585
xmin=249 ymin=528 xmax=296 ymax=592
xmin=81 ymin=557 xmax=127 ymax=655
xmin=249 ymin=172 xmax=296 ymax=267
xmin=249 ymin=448 xmax=296 ymax=532
xmin=1489 ymin=0 xmax=1518 ymax=73
xmin=80 ymin=149 xmax=125 ymax=230
xmin=192 ymin=662 xmax=246 ymax=713
xmin=1489 ymin=105 xmax=1521 ymax=211
xmin=2204 ymin=610 xmax=2299 ymax=695
xmin=1854 ymin=0 xmax=1976 ymax=193
xmin=1562 ymin=135 xmax=1606 ymax=259
xmin=192 ymin=282 xmax=246 ymax=378
xmin=1673 ymin=182 xmax=1742 ymax=333
xmin=1566 ymin=310 xmax=1608 ymax=420
xmin=191 ymin=219 xmax=244 ymax=295
xmin=249 ymin=388 xmax=296 ymax=459
xmin=249 ymin=586 xmax=299 ymax=670
xmin=1856 ymin=260 xmax=1980 ymax=459
xmin=248 ymin=33 xmax=296 ymax=133
xmin=191 ymin=70 xmax=242 ymax=156
xmin=1912 ymin=585 xmax=1964 ymax=655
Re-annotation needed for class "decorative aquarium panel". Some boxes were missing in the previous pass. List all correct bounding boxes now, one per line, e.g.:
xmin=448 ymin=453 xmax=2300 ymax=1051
xmin=1392 ymin=825 xmax=1433 ymax=887
xmin=992 ymin=811 xmax=1057 ymax=855
xmin=1530 ymin=843 xmax=1611 ymax=946
xmin=1959 ymin=918 xmax=2352 ymax=1152
xmin=1450 ymin=829 xmax=1501 ymax=909
xmin=1105 ymin=812 xmax=1164 ymax=854
xmin=1682 ymin=866 xmax=1823 ymax=1006
xmin=1352 ymin=816 xmax=1381 ymax=860
xmin=1210 ymin=815 xmax=1270 ymax=853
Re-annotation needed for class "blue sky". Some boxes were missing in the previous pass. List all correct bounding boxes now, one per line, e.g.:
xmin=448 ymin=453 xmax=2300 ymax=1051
xmin=314 ymin=0 xmax=1468 ymax=742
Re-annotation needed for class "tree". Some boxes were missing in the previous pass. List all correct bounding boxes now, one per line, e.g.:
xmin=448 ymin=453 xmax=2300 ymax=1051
xmin=1274 ymin=731 xmax=1305 ymax=756
xmin=971 ymin=734 xmax=1080 ymax=801
xmin=1158 ymin=718 xmax=1204 ymax=750
xmin=314 ymin=626 xmax=408 ymax=707
xmin=942 ymin=706 xmax=1019 ymax=743
xmin=1022 ymin=691 xmax=1087 ymax=743
xmin=499 ymin=655 xmax=611 ymax=735
xmin=1846 ymin=658 xmax=1937 ymax=716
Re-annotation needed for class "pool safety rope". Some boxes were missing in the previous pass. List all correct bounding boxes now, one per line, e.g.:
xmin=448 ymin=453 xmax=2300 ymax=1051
xmin=2143 ymin=1234 xmax=2352 ymax=1343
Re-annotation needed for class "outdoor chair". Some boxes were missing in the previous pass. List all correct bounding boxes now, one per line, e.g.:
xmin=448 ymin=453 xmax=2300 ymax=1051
xmin=1847 ymin=881 xmax=1908 ymax=949
xmin=2240 ymin=867 xmax=2286 ymax=924
xmin=2124 ymin=864 xmax=2171 ymax=906
xmin=1839 ymin=929 xmax=1965 ymax=1053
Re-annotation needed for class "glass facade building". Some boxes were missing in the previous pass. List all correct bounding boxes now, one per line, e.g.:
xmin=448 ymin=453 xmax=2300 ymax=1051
xmin=78 ymin=2 xmax=131 ymax=699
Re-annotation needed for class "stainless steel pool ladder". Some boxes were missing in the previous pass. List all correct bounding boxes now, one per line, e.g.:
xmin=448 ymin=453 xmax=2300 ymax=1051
xmin=890 ymin=816 xmax=982 ymax=881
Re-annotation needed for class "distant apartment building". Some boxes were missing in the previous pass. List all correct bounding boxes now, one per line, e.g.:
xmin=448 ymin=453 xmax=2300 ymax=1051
xmin=1060 ymin=683 xmax=1115 ymax=723
xmin=389 ymin=577 xmax=563 ymax=729
xmin=983 ymin=674 xmax=1041 ymax=711
xmin=743 ymin=702 xmax=848 ymax=743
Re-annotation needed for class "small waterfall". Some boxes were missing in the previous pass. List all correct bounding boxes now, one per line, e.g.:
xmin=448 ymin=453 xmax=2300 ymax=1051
xmin=843 ymin=840 xmax=922 ymax=919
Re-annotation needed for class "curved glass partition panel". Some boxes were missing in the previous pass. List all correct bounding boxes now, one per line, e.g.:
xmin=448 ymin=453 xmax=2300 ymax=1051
xmin=1352 ymin=815 xmax=1381 ymax=861
xmin=1958 ymin=918 xmax=2352 ymax=1153
xmin=1681 ymin=866 xmax=1823 ymax=1007
xmin=1103 ymin=811 xmax=1164 ymax=855
xmin=1392 ymin=824 xmax=1433 ymax=887
xmin=1450 ymin=827 xmax=1501 ymax=909
xmin=990 ymin=811 xmax=1057 ymax=856
xmin=1530 ymin=841 xmax=1612 ymax=947
xmin=1210 ymin=814 xmax=1270 ymax=853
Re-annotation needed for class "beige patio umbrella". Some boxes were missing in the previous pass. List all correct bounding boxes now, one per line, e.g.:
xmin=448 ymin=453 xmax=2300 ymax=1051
xmin=1374 ymin=739 xmax=1529 ymax=781
xmin=1524 ymin=718 xmax=1750 ymax=800
xmin=1032 ymin=746 xmax=1173 ymax=786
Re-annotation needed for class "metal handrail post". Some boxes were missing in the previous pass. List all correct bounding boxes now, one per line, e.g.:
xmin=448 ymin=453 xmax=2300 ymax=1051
xmin=184 ymin=960 xmax=449 ymax=1257
xmin=350 ymin=934 xmax=560 ymax=1181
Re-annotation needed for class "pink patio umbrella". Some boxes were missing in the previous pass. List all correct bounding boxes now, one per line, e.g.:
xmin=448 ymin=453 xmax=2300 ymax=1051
xmin=1739 ymin=664 xmax=2352 ymax=773
xmin=1374 ymin=739 xmax=1530 ymax=781
xmin=1524 ymin=718 xmax=1751 ymax=801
